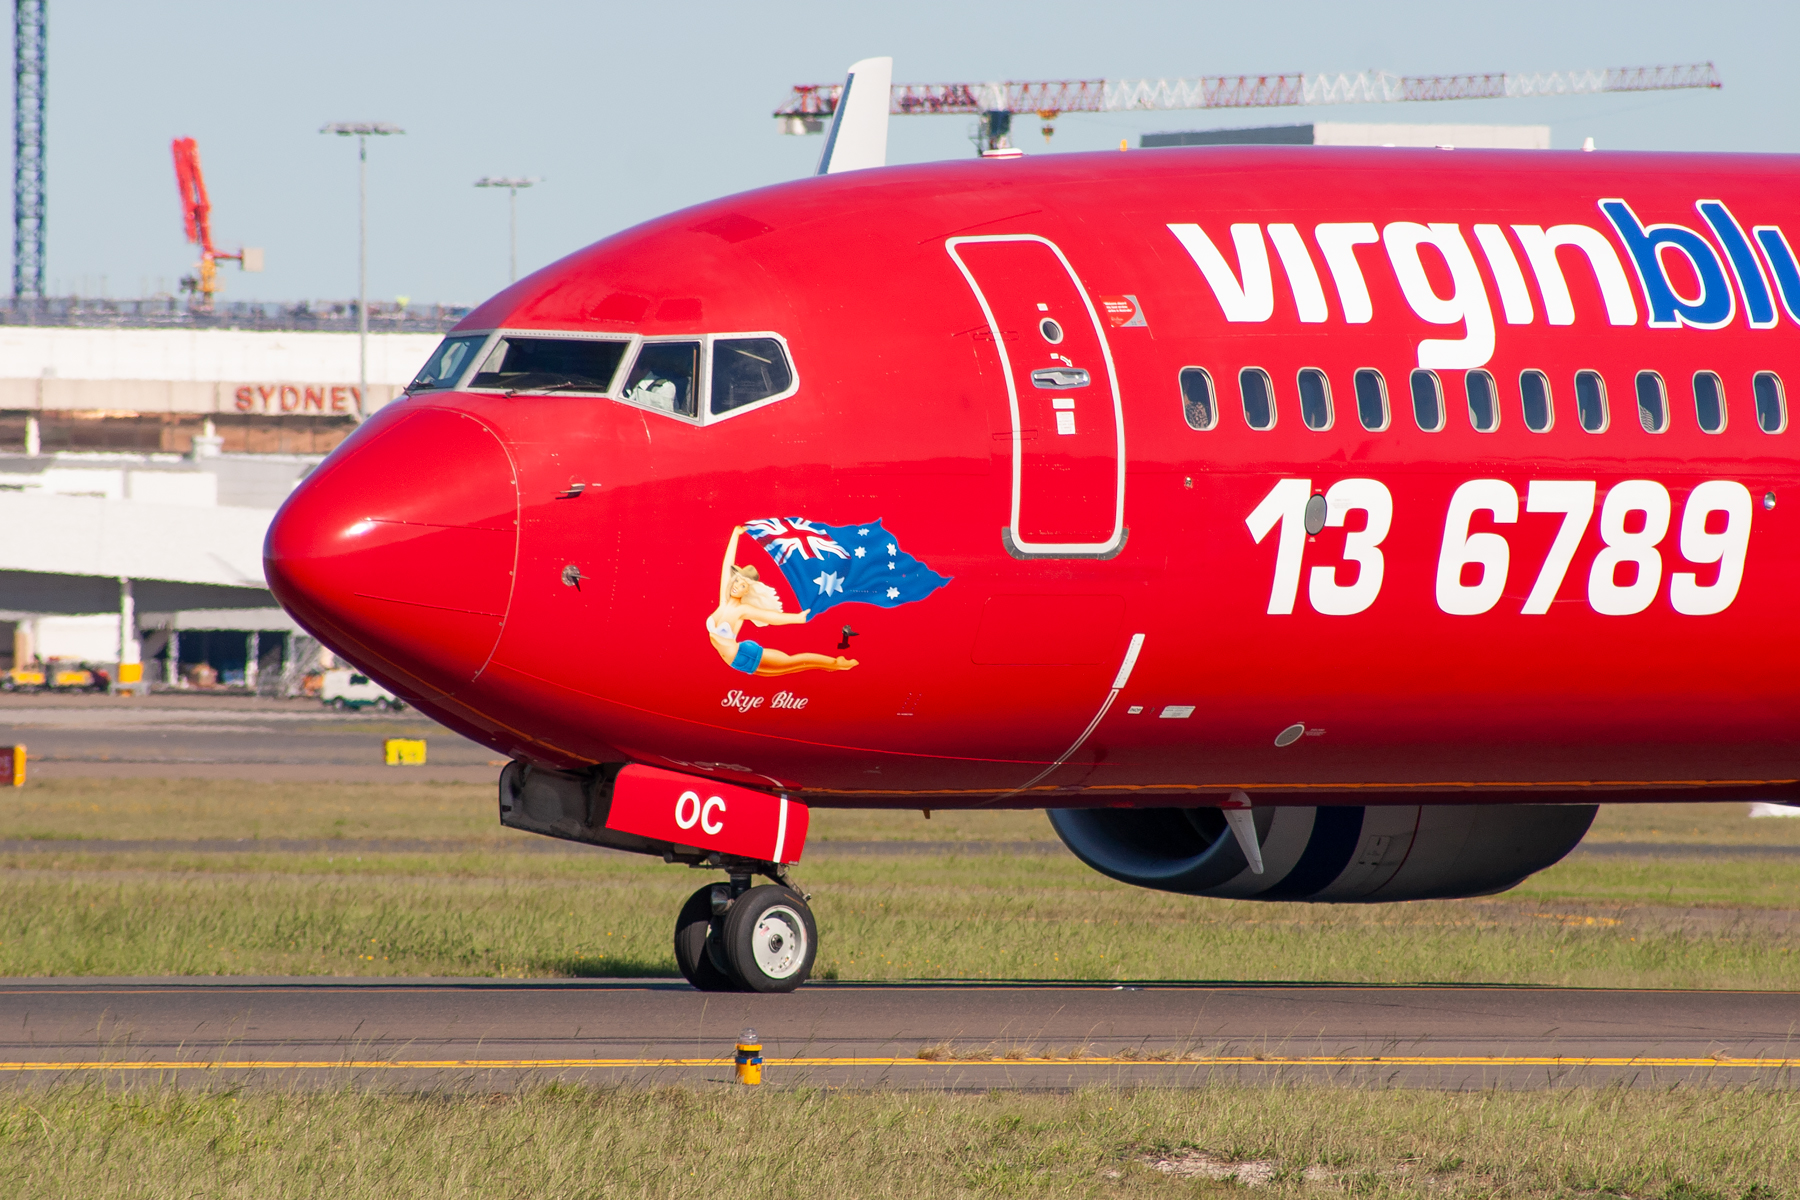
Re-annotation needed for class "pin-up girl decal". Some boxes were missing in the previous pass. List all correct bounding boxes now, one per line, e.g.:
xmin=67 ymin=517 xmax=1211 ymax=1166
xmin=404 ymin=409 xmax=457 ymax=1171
xmin=707 ymin=526 xmax=858 ymax=676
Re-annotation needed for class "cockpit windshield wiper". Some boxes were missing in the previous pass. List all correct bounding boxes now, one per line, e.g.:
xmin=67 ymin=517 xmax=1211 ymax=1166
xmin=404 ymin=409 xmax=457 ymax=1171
xmin=503 ymin=378 xmax=604 ymax=397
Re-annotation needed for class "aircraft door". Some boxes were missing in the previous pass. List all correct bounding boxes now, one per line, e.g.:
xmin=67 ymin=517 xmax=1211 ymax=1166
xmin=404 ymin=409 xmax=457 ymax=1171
xmin=948 ymin=235 xmax=1126 ymax=558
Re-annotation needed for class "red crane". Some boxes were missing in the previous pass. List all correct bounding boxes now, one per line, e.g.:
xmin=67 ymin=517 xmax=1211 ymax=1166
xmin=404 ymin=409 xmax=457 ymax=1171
xmin=171 ymin=137 xmax=259 ymax=310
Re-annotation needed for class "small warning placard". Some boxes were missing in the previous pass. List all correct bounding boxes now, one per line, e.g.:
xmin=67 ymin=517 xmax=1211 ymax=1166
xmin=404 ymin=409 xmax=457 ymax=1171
xmin=1098 ymin=294 xmax=1147 ymax=328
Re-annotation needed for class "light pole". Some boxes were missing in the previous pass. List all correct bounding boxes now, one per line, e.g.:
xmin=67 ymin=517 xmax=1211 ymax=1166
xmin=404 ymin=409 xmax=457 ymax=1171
xmin=321 ymin=122 xmax=403 ymax=414
xmin=474 ymin=176 xmax=541 ymax=283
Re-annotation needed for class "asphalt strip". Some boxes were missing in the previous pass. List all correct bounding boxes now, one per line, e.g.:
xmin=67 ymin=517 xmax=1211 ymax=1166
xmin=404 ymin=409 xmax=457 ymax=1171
xmin=0 ymin=838 xmax=1069 ymax=856
xmin=4 ymin=981 xmax=1796 ymax=1090
xmin=0 ymin=838 xmax=1796 ymax=857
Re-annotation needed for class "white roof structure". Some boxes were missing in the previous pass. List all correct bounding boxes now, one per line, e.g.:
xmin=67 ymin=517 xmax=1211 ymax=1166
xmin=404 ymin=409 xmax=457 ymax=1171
xmin=0 ymin=491 xmax=269 ymax=587
xmin=0 ymin=488 xmax=277 ymax=619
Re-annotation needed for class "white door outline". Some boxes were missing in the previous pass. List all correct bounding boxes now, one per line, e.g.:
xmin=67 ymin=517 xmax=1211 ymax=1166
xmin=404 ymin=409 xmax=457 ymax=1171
xmin=946 ymin=234 xmax=1128 ymax=559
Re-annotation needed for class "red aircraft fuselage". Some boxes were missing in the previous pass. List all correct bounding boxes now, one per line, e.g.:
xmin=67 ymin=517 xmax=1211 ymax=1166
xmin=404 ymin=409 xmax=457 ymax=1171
xmin=266 ymin=146 xmax=1800 ymax=815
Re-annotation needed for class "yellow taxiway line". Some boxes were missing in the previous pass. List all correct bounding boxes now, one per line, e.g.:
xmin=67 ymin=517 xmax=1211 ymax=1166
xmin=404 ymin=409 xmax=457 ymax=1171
xmin=1 ymin=1055 xmax=1796 ymax=1072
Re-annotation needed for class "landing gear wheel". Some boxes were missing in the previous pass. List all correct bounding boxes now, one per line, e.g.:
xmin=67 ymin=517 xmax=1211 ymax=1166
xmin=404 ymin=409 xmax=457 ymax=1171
xmin=673 ymin=885 xmax=738 ymax=992
xmin=721 ymin=885 xmax=817 ymax=993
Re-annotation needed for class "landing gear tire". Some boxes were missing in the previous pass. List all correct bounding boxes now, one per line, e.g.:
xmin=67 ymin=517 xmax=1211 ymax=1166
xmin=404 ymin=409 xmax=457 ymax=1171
xmin=721 ymin=885 xmax=817 ymax=993
xmin=673 ymin=885 xmax=738 ymax=992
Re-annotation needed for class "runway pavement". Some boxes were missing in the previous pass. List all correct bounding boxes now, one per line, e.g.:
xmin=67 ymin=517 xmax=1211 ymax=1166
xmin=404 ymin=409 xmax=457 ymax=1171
xmin=0 ymin=693 xmax=498 ymax=782
xmin=2 ymin=978 xmax=1795 ymax=1091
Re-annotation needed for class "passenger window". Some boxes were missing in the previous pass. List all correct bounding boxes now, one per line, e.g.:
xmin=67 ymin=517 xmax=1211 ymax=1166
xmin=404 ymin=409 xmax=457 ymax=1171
xmin=1353 ymin=368 xmax=1389 ymax=432
xmin=711 ymin=337 xmax=794 ymax=415
xmin=1575 ymin=370 xmax=1608 ymax=433
xmin=1239 ymin=367 xmax=1275 ymax=430
xmin=468 ymin=336 xmax=628 ymax=394
xmin=409 ymin=333 xmax=487 ymax=391
xmin=1754 ymin=372 xmax=1787 ymax=433
xmin=1410 ymin=369 xmax=1445 ymax=432
xmin=620 ymin=341 xmax=702 ymax=417
xmin=1297 ymin=368 xmax=1332 ymax=431
xmin=1635 ymin=371 xmax=1669 ymax=433
xmin=1520 ymin=370 xmax=1553 ymax=432
xmin=1693 ymin=372 xmax=1726 ymax=434
xmin=1465 ymin=370 xmax=1499 ymax=432
xmin=1179 ymin=367 xmax=1217 ymax=430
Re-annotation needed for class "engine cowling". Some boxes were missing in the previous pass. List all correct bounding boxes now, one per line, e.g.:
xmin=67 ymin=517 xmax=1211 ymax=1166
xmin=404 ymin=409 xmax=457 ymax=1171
xmin=1047 ymin=803 xmax=1596 ymax=901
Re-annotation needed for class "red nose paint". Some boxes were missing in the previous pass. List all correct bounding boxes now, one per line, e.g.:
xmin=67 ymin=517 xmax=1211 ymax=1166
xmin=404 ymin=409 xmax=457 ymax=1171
xmin=265 ymin=406 xmax=519 ymax=698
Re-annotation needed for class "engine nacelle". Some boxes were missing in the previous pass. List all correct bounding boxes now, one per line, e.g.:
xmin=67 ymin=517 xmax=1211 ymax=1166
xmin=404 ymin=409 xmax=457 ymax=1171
xmin=1048 ymin=803 xmax=1596 ymax=901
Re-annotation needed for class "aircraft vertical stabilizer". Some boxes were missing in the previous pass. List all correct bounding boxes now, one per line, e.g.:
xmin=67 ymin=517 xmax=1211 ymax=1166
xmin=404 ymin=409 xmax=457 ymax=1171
xmin=817 ymin=56 xmax=891 ymax=175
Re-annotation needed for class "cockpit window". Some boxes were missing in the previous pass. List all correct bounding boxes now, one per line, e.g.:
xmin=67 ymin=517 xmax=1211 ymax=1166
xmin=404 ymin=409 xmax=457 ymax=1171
xmin=467 ymin=336 xmax=628 ymax=394
xmin=620 ymin=341 xmax=701 ymax=417
xmin=408 ymin=334 xmax=487 ymax=391
xmin=711 ymin=338 xmax=794 ymax=415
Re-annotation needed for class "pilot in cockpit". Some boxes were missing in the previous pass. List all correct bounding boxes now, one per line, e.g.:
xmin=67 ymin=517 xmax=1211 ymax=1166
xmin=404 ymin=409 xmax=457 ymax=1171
xmin=621 ymin=373 xmax=680 ymax=411
xmin=621 ymin=341 xmax=700 ymax=417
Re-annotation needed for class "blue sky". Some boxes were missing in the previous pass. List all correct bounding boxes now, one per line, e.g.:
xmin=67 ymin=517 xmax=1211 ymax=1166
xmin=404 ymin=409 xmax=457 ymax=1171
xmin=37 ymin=0 xmax=1793 ymax=308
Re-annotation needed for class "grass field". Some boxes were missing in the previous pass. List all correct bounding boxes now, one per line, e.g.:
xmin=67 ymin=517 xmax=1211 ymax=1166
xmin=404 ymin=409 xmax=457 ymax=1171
xmin=2 ymin=840 xmax=1796 ymax=986
xmin=0 ymin=777 xmax=1060 ymax=844
xmin=1584 ymin=801 xmax=1800 ymax=845
xmin=8 ymin=777 xmax=1800 ymax=845
xmin=0 ymin=779 xmax=1794 ymax=985
xmin=2 ymin=1083 xmax=1794 ymax=1199
xmin=3 ymin=781 xmax=1795 ymax=1196
xmin=0 ymin=778 xmax=508 ymax=844
xmin=3 ymin=780 xmax=1800 ymax=845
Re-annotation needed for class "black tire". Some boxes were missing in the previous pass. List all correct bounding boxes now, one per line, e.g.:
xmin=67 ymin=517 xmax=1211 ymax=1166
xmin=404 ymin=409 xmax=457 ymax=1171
xmin=721 ymin=885 xmax=817 ymax=993
xmin=673 ymin=885 xmax=739 ymax=992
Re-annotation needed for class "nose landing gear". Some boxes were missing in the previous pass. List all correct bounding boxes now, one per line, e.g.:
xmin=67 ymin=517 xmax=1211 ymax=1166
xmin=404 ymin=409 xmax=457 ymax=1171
xmin=495 ymin=761 xmax=820 ymax=993
xmin=674 ymin=872 xmax=818 ymax=993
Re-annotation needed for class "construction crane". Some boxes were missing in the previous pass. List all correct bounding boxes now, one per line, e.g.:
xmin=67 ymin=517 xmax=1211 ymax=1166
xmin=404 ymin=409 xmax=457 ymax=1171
xmin=775 ymin=62 xmax=1722 ymax=154
xmin=170 ymin=137 xmax=261 ymax=311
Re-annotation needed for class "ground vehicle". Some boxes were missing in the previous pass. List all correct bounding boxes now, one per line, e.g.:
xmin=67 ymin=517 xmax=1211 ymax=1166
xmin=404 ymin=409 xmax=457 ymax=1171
xmin=319 ymin=668 xmax=404 ymax=711
xmin=1 ymin=661 xmax=107 ymax=693
xmin=0 ymin=667 xmax=46 ymax=692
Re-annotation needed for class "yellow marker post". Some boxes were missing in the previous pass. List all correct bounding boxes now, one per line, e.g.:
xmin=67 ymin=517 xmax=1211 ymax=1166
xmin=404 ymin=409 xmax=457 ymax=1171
xmin=1 ymin=745 xmax=23 ymax=787
xmin=735 ymin=1028 xmax=762 ymax=1085
xmin=383 ymin=738 xmax=427 ymax=766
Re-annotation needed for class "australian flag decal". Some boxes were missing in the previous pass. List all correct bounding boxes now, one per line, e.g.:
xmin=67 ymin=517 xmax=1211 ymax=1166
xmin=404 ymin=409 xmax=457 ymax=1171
xmin=745 ymin=517 xmax=951 ymax=617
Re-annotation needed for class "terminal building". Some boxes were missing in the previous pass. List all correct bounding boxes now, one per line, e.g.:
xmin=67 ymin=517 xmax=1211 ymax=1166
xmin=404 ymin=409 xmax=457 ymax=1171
xmin=0 ymin=307 xmax=453 ymax=692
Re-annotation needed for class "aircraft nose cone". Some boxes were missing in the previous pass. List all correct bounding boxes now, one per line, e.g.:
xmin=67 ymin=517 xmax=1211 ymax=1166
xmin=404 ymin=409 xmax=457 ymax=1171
xmin=265 ymin=407 xmax=519 ymax=698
